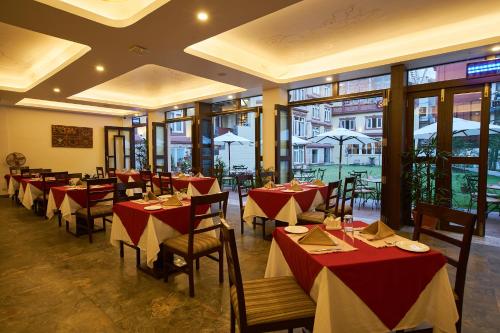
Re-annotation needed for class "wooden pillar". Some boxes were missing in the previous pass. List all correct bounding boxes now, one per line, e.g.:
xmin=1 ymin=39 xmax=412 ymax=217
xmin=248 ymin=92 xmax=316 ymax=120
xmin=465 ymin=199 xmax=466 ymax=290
xmin=193 ymin=102 xmax=213 ymax=175
xmin=385 ymin=64 xmax=407 ymax=229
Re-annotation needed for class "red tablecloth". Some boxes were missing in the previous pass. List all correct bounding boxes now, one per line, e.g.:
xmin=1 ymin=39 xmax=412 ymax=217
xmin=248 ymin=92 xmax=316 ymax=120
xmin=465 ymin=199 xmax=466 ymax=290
xmin=152 ymin=176 xmax=217 ymax=194
xmin=20 ymin=178 xmax=67 ymax=191
xmin=273 ymin=223 xmax=447 ymax=330
xmin=249 ymin=184 xmax=327 ymax=219
xmin=4 ymin=174 xmax=26 ymax=186
xmin=115 ymin=172 xmax=142 ymax=184
xmin=50 ymin=185 xmax=113 ymax=208
xmin=113 ymin=201 xmax=207 ymax=245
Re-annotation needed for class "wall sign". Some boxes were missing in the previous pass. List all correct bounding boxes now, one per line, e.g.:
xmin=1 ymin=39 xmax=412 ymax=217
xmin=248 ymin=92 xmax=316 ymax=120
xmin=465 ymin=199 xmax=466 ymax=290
xmin=466 ymin=59 xmax=500 ymax=79
xmin=51 ymin=125 xmax=93 ymax=148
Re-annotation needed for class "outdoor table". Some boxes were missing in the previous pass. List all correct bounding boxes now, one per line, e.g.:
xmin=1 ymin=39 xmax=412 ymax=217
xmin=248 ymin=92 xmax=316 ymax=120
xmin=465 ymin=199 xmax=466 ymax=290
xmin=243 ymin=183 xmax=328 ymax=226
xmin=361 ymin=177 xmax=382 ymax=204
xmin=46 ymin=185 xmax=114 ymax=224
xmin=110 ymin=198 xmax=213 ymax=269
xmin=152 ymin=176 xmax=220 ymax=196
xmin=266 ymin=223 xmax=458 ymax=333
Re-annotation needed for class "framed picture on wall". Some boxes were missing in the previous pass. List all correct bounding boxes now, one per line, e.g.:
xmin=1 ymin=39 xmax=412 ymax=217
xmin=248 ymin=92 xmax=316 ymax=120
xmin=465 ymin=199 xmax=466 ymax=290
xmin=52 ymin=125 xmax=93 ymax=148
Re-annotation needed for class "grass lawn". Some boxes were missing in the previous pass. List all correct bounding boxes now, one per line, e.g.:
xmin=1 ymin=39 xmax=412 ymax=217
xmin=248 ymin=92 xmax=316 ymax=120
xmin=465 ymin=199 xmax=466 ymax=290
xmin=306 ymin=163 xmax=500 ymax=211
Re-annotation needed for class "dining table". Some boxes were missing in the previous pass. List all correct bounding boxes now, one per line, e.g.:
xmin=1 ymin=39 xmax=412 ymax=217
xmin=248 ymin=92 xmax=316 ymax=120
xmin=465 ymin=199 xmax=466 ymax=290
xmin=152 ymin=176 xmax=221 ymax=196
xmin=5 ymin=174 xmax=28 ymax=197
xmin=110 ymin=197 xmax=214 ymax=271
xmin=243 ymin=183 xmax=328 ymax=226
xmin=18 ymin=178 xmax=67 ymax=210
xmin=265 ymin=223 xmax=458 ymax=333
xmin=115 ymin=171 xmax=143 ymax=184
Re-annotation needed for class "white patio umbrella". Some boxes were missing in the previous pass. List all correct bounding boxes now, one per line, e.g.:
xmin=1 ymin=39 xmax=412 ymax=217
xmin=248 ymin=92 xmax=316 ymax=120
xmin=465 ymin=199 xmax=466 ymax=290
xmin=292 ymin=136 xmax=309 ymax=146
xmin=414 ymin=117 xmax=500 ymax=139
xmin=214 ymin=131 xmax=250 ymax=171
xmin=309 ymin=128 xmax=377 ymax=179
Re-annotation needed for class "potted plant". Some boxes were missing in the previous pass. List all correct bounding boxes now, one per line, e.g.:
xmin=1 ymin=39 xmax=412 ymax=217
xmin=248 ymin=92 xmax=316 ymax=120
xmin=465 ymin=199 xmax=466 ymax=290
xmin=402 ymin=137 xmax=450 ymax=228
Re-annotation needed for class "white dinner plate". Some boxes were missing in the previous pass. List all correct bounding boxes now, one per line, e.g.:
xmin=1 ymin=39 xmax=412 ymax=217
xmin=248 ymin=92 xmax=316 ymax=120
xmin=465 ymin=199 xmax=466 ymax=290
xmin=144 ymin=205 xmax=162 ymax=211
xmin=275 ymin=184 xmax=284 ymax=187
xmin=396 ymin=240 xmax=430 ymax=253
xmin=281 ymin=189 xmax=295 ymax=193
xmin=284 ymin=226 xmax=309 ymax=234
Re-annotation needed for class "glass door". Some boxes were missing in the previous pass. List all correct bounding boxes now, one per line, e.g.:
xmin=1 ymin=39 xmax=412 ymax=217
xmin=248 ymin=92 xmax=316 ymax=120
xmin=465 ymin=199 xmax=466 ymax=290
xmin=275 ymin=104 xmax=292 ymax=183
xmin=104 ymin=126 xmax=134 ymax=172
xmin=166 ymin=117 xmax=193 ymax=173
xmin=152 ymin=122 xmax=166 ymax=172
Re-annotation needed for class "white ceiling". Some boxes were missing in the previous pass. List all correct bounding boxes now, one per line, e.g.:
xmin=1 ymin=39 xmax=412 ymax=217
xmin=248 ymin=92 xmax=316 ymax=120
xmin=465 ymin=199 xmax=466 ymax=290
xmin=186 ymin=0 xmax=500 ymax=83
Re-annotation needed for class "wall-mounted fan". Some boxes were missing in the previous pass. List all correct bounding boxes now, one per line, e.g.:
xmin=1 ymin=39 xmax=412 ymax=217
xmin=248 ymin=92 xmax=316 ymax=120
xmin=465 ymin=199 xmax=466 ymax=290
xmin=5 ymin=152 xmax=27 ymax=167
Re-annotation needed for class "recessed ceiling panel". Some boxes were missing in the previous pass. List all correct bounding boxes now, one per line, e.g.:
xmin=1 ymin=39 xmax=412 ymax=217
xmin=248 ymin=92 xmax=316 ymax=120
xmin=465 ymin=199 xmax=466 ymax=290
xmin=35 ymin=0 xmax=170 ymax=27
xmin=185 ymin=0 xmax=500 ymax=83
xmin=0 ymin=22 xmax=90 ymax=92
xmin=70 ymin=64 xmax=246 ymax=109
xmin=16 ymin=98 xmax=136 ymax=116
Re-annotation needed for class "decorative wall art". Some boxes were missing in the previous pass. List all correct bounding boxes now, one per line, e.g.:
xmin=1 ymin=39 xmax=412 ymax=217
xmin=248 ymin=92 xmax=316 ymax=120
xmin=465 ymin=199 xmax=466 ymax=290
xmin=51 ymin=125 xmax=93 ymax=148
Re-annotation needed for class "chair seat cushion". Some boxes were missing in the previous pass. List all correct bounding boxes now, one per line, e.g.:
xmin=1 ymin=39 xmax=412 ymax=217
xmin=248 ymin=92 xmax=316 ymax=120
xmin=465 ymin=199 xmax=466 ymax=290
xmin=75 ymin=205 xmax=113 ymax=218
xmin=315 ymin=203 xmax=352 ymax=215
xmin=230 ymin=276 xmax=316 ymax=326
xmin=297 ymin=211 xmax=325 ymax=223
xmin=163 ymin=233 xmax=221 ymax=255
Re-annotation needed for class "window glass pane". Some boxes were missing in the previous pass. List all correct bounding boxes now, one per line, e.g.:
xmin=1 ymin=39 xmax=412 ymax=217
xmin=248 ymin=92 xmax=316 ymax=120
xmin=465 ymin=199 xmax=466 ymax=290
xmin=280 ymin=111 xmax=290 ymax=157
xmin=241 ymin=95 xmax=263 ymax=107
xmin=289 ymin=83 xmax=332 ymax=102
xmin=452 ymin=92 xmax=482 ymax=157
xmin=167 ymin=110 xmax=184 ymax=119
xmin=487 ymin=82 xmax=500 ymax=227
xmin=338 ymin=74 xmax=390 ymax=95
xmin=452 ymin=164 xmax=479 ymax=212
xmin=167 ymin=120 xmax=192 ymax=173
xmin=413 ymin=96 xmax=438 ymax=156
xmin=408 ymin=58 xmax=485 ymax=85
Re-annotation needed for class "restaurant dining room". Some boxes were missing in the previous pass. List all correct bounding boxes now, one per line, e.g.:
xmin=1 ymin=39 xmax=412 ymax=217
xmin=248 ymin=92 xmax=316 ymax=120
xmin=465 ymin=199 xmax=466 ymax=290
xmin=1 ymin=1 xmax=500 ymax=332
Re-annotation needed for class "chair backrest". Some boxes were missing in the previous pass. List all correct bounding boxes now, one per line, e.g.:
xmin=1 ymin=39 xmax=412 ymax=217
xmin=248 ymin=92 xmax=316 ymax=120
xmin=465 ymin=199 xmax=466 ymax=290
xmin=107 ymin=168 xmax=116 ymax=177
xmin=154 ymin=165 xmax=165 ymax=173
xmin=41 ymin=172 xmax=69 ymax=201
xmin=260 ymin=171 xmax=275 ymax=184
xmin=84 ymin=178 xmax=117 ymax=216
xmin=9 ymin=166 xmax=19 ymax=175
xmin=190 ymin=167 xmax=201 ymax=175
xmin=158 ymin=172 xmax=174 ymax=195
xmin=115 ymin=181 xmax=145 ymax=202
xmin=68 ymin=173 xmax=83 ymax=179
xmin=221 ymin=220 xmax=248 ymax=330
xmin=340 ymin=176 xmax=356 ymax=218
xmin=96 ymin=167 xmax=105 ymax=178
xmin=20 ymin=166 xmax=30 ymax=177
xmin=140 ymin=170 xmax=153 ymax=191
xmin=236 ymin=174 xmax=254 ymax=216
xmin=316 ymin=168 xmax=326 ymax=181
xmin=413 ymin=203 xmax=476 ymax=327
xmin=29 ymin=168 xmax=43 ymax=176
xmin=324 ymin=180 xmax=341 ymax=215
xmin=188 ymin=192 xmax=229 ymax=256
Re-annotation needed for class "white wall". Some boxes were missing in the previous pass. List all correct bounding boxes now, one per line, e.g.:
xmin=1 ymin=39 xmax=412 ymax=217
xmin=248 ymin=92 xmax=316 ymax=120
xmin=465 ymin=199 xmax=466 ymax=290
xmin=0 ymin=106 xmax=124 ymax=194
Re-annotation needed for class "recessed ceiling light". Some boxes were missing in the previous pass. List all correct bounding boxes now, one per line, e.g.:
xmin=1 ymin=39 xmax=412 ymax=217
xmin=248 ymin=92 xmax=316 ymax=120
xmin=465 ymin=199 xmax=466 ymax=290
xmin=174 ymin=105 xmax=179 ymax=109
xmin=492 ymin=45 xmax=500 ymax=52
xmin=95 ymin=65 xmax=105 ymax=72
xmin=228 ymin=95 xmax=234 ymax=99
xmin=53 ymin=87 xmax=61 ymax=93
xmin=197 ymin=11 xmax=209 ymax=22
xmin=325 ymin=76 xmax=333 ymax=82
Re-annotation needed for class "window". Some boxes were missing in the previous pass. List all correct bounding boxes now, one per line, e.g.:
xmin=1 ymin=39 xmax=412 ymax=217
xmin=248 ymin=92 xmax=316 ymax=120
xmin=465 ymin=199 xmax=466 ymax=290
xmin=374 ymin=141 xmax=382 ymax=154
xmin=241 ymin=95 xmax=263 ymax=107
xmin=324 ymin=108 xmax=331 ymax=122
xmin=170 ymin=120 xmax=184 ymax=134
xmin=289 ymin=83 xmax=333 ymax=102
xmin=407 ymin=58 xmax=485 ymax=85
xmin=167 ymin=110 xmax=184 ymax=119
xmin=338 ymin=74 xmax=390 ymax=95
xmin=293 ymin=147 xmax=304 ymax=164
xmin=347 ymin=144 xmax=359 ymax=154
xmin=312 ymin=126 xmax=320 ymax=137
xmin=312 ymin=105 xmax=320 ymax=119
xmin=293 ymin=116 xmax=306 ymax=137
xmin=366 ymin=116 xmax=382 ymax=129
xmin=340 ymin=118 xmax=356 ymax=130
xmin=311 ymin=149 xmax=319 ymax=164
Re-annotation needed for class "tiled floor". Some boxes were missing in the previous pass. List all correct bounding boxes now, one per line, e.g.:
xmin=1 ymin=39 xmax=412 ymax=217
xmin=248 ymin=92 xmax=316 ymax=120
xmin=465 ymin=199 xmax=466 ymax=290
xmin=0 ymin=197 xmax=499 ymax=332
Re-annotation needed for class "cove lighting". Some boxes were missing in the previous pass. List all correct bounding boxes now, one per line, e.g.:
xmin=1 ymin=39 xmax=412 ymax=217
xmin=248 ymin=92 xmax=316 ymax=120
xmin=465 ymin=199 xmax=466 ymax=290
xmin=492 ymin=45 xmax=500 ymax=52
xmin=16 ymin=98 xmax=136 ymax=116
xmin=326 ymin=77 xmax=333 ymax=82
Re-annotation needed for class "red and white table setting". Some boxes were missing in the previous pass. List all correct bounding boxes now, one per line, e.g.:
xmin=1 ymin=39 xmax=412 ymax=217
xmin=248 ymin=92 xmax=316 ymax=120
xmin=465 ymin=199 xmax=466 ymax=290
xmin=243 ymin=183 xmax=328 ymax=226
xmin=265 ymin=223 xmax=458 ymax=333
xmin=46 ymin=185 xmax=113 ymax=223
xmin=5 ymin=174 xmax=27 ymax=197
xmin=115 ymin=171 xmax=142 ymax=184
xmin=18 ymin=178 xmax=65 ymax=209
xmin=110 ymin=197 xmax=213 ymax=268
xmin=152 ymin=176 xmax=221 ymax=197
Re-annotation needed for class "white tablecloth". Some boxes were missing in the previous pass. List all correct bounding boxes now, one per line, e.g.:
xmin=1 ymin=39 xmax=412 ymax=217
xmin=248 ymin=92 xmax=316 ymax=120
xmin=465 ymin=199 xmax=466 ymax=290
xmin=265 ymin=240 xmax=458 ymax=333
xmin=20 ymin=183 xmax=42 ymax=209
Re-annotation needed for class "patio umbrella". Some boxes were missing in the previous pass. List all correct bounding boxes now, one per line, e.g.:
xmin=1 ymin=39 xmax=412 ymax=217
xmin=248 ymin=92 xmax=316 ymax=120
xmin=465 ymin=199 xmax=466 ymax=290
xmin=292 ymin=136 xmax=309 ymax=146
xmin=214 ymin=131 xmax=250 ymax=171
xmin=309 ymin=128 xmax=377 ymax=179
xmin=414 ymin=117 xmax=500 ymax=139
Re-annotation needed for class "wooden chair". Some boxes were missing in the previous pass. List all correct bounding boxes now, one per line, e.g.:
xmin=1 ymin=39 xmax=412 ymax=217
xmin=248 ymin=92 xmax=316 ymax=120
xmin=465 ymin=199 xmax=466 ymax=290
xmin=158 ymin=172 xmax=174 ymax=195
xmin=71 ymin=178 xmax=116 ymax=243
xmin=20 ymin=166 xmax=30 ymax=177
xmin=316 ymin=168 xmax=326 ymax=181
xmin=411 ymin=203 xmax=476 ymax=333
xmin=154 ymin=165 xmax=165 ymax=173
xmin=34 ymin=171 xmax=69 ymax=216
xmin=221 ymin=220 xmax=316 ymax=333
xmin=162 ymin=191 xmax=229 ymax=297
xmin=236 ymin=174 xmax=255 ymax=235
xmin=115 ymin=181 xmax=146 ymax=203
xmin=29 ymin=168 xmax=43 ymax=176
xmin=107 ymin=168 xmax=116 ymax=177
xmin=96 ymin=167 xmax=105 ymax=178
xmin=68 ymin=173 xmax=83 ymax=180
xmin=140 ymin=170 xmax=153 ymax=192
xmin=338 ymin=176 xmax=356 ymax=220
xmin=297 ymin=181 xmax=341 ymax=224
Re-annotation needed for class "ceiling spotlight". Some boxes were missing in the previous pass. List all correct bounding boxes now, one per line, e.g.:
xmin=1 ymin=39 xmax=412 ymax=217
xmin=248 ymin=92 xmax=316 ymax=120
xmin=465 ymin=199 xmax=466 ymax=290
xmin=53 ymin=87 xmax=61 ymax=93
xmin=228 ymin=95 xmax=234 ymax=100
xmin=492 ymin=45 xmax=500 ymax=52
xmin=197 ymin=11 xmax=209 ymax=22
xmin=326 ymin=76 xmax=333 ymax=82
xmin=174 ymin=105 xmax=179 ymax=109
xmin=95 ymin=65 xmax=105 ymax=72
